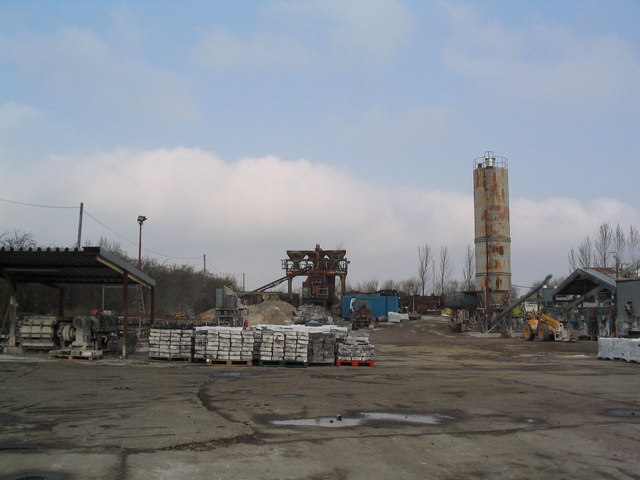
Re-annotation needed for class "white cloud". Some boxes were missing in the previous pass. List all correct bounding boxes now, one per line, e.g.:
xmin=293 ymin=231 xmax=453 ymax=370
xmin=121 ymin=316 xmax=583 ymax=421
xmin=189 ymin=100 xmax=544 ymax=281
xmin=0 ymin=101 xmax=42 ymax=130
xmin=2 ymin=148 xmax=638 ymax=288
xmin=442 ymin=4 xmax=640 ymax=106
xmin=192 ymin=28 xmax=312 ymax=70
xmin=194 ymin=0 xmax=413 ymax=71
xmin=1 ymin=27 xmax=198 ymax=121
xmin=331 ymin=103 xmax=460 ymax=151
xmin=311 ymin=0 xmax=415 ymax=66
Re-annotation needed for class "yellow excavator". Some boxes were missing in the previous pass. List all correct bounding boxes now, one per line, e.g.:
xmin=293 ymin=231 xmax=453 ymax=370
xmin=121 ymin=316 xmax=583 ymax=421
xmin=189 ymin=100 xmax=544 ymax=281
xmin=523 ymin=312 xmax=571 ymax=342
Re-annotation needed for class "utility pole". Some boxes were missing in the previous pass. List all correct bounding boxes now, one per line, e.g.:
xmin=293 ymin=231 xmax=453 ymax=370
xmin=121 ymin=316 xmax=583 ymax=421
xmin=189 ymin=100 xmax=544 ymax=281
xmin=76 ymin=202 xmax=84 ymax=249
xmin=203 ymin=254 xmax=207 ymax=287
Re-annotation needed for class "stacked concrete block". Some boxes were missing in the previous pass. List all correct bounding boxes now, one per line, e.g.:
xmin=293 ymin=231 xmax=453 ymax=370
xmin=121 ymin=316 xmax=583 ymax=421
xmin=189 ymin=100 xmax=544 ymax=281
xmin=194 ymin=327 xmax=255 ymax=362
xmin=598 ymin=338 xmax=640 ymax=362
xmin=149 ymin=327 xmax=193 ymax=360
xmin=284 ymin=330 xmax=309 ymax=363
xmin=336 ymin=332 xmax=375 ymax=362
xmin=308 ymin=332 xmax=337 ymax=364
xmin=193 ymin=330 xmax=208 ymax=361
xmin=258 ymin=330 xmax=286 ymax=362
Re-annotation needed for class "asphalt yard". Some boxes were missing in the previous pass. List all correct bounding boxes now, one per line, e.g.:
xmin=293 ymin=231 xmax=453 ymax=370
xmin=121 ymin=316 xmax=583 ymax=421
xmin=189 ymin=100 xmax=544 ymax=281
xmin=1 ymin=316 xmax=639 ymax=480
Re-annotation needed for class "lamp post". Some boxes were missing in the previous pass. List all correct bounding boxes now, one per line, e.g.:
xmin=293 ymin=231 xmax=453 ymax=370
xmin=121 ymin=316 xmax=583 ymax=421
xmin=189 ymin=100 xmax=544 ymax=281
xmin=137 ymin=215 xmax=147 ymax=269
xmin=136 ymin=216 xmax=147 ymax=337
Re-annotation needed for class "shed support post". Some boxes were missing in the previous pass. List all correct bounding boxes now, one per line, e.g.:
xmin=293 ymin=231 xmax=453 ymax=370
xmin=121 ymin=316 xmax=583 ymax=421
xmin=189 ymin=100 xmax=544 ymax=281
xmin=150 ymin=286 xmax=155 ymax=324
xmin=7 ymin=295 xmax=17 ymax=348
xmin=58 ymin=288 xmax=65 ymax=319
xmin=122 ymin=274 xmax=129 ymax=359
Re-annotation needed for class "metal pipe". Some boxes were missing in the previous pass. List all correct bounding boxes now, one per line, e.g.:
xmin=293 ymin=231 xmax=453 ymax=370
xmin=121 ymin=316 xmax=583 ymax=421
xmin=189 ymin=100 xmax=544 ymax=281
xmin=489 ymin=274 xmax=552 ymax=332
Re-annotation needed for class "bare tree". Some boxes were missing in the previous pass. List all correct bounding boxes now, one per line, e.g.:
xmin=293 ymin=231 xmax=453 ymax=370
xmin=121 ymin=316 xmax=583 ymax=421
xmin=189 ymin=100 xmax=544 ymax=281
xmin=577 ymin=236 xmax=593 ymax=268
xmin=462 ymin=244 xmax=475 ymax=291
xmin=595 ymin=223 xmax=613 ymax=267
xmin=613 ymin=223 xmax=626 ymax=267
xmin=568 ymin=247 xmax=578 ymax=272
xmin=400 ymin=277 xmax=421 ymax=296
xmin=437 ymin=246 xmax=454 ymax=296
xmin=627 ymin=226 xmax=640 ymax=267
xmin=380 ymin=279 xmax=398 ymax=292
xmin=0 ymin=229 xmax=37 ymax=249
xmin=417 ymin=243 xmax=432 ymax=296
xmin=354 ymin=279 xmax=378 ymax=293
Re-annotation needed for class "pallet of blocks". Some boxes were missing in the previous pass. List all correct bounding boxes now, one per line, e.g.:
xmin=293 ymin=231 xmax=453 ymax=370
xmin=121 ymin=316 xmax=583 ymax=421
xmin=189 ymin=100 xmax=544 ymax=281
xmin=256 ymin=327 xmax=308 ymax=366
xmin=195 ymin=327 xmax=254 ymax=365
xmin=336 ymin=331 xmax=375 ymax=366
xmin=308 ymin=332 xmax=337 ymax=364
xmin=257 ymin=329 xmax=285 ymax=364
xmin=148 ymin=327 xmax=193 ymax=361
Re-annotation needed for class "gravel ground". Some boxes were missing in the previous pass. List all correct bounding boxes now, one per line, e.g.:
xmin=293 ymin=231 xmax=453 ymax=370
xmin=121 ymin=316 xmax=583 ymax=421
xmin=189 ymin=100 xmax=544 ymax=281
xmin=1 ymin=316 xmax=639 ymax=480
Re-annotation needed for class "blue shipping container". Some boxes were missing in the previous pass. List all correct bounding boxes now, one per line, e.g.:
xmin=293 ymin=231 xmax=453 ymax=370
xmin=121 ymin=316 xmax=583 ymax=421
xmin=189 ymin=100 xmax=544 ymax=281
xmin=341 ymin=296 xmax=399 ymax=319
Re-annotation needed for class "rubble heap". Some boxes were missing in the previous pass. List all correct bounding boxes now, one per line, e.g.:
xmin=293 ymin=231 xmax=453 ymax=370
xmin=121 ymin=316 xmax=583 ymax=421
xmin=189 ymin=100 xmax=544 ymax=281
xmin=149 ymin=327 xmax=193 ymax=359
xmin=296 ymin=304 xmax=333 ymax=325
xmin=336 ymin=331 xmax=375 ymax=362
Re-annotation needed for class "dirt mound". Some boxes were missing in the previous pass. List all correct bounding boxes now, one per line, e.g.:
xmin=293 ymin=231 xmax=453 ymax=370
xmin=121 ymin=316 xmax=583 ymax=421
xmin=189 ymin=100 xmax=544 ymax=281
xmin=246 ymin=300 xmax=297 ymax=325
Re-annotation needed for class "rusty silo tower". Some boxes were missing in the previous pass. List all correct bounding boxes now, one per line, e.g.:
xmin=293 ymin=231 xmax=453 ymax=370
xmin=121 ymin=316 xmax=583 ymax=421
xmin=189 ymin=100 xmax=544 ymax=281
xmin=473 ymin=151 xmax=511 ymax=309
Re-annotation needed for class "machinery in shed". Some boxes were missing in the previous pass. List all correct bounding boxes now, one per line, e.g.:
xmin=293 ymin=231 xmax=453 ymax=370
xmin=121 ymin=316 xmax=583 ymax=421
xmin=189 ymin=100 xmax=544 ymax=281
xmin=19 ymin=312 xmax=119 ymax=351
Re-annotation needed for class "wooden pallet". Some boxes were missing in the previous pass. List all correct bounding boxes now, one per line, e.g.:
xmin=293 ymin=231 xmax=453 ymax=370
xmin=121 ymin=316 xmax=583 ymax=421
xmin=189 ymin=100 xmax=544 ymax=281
xmin=206 ymin=359 xmax=253 ymax=366
xmin=336 ymin=360 xmax=375 ymax=367
xmin=308 ymin=362 xmax=336 ymax=367
xmin=149 ymin=356 xmax=192 ymax=362
xmin=258 ymin=360 xmax=308 ymax=368
xmin=48 ymin=352 xmax=103 ymax=361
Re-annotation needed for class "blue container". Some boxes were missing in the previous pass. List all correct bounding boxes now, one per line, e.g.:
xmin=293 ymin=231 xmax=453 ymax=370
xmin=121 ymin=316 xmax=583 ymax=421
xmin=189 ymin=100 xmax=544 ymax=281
xmin=341 ymin=296 xmax=399 ymax=319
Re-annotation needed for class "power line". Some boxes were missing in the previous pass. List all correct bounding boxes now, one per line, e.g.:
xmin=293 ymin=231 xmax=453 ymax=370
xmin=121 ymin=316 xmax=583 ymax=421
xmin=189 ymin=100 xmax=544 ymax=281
xmin=83 ymin=209 xmax=203 ymax=261
xmin=0 ymin=196 xmax=203 ymax=262
xmin=0 ymin=197 xmax=77 ymax=209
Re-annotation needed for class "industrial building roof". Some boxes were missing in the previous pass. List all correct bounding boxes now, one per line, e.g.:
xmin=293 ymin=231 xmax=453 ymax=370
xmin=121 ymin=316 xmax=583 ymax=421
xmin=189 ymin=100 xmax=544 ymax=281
xmin=553 ymin=268 xmax=616 ymax=297
xmin=0 ymin=246 xmax=155 ymax=289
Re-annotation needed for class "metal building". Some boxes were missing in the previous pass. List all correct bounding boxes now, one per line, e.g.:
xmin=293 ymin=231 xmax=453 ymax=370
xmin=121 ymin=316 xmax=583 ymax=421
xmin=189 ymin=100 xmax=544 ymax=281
xmin=473 ymin=152 xmax=511 ymax=309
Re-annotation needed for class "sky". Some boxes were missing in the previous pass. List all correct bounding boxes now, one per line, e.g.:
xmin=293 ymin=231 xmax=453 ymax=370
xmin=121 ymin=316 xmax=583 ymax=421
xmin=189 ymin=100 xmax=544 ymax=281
xmin=1 ymin=0 xmax=639 ymax=293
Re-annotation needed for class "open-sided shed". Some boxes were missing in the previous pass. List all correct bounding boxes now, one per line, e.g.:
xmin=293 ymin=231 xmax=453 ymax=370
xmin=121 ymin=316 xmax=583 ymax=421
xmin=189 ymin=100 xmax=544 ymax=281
xmin=554 ymin=268 xmax=616 ymax=301
xmin=0 ymin=246 xmax=155 ymax=357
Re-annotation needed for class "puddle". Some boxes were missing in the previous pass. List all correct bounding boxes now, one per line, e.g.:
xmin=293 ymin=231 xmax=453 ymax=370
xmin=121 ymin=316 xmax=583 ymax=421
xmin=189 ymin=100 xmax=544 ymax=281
xmin=231 ymin=389 xmax=252 ymax=395
xmin=0 ymin=415 xmax=15 ymax=424
xmin=276 ymin=393 xmax=301 ymax=398
xmin=210 ymin=371 xmax=271 ymax=379
xmin=327 ymin=393 xmax=351 ymax=398
xmin=2 ymin=474 xmax=68 ymax=480
xmin=606 ymin=409 xmax=640 ymax=418
xmin=271 ymin=412 xmax=453 ymax=428
xmin=520 ymin=418 xmax=545 ymax=424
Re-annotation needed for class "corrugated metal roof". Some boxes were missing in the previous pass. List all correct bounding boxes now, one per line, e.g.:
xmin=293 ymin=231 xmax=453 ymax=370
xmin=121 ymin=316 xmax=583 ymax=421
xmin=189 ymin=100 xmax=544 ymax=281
xmin=553 ymin=268 xmax=616 ymax=297
xmin=0 ymin=246 xmax=155 ymax=288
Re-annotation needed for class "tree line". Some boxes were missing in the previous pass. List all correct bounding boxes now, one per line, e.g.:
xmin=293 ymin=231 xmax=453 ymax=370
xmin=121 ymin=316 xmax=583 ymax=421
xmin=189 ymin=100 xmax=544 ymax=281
xmin=346 ymin=243 xmax=476 ymax=297
xmin=568 ymin=223 xmax=639 ymax=273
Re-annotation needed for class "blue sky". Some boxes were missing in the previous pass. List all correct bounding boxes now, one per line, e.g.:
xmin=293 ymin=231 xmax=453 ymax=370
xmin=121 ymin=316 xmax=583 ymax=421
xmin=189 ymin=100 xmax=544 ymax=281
xmin=1 ymin=0 xmax=639 ymax=291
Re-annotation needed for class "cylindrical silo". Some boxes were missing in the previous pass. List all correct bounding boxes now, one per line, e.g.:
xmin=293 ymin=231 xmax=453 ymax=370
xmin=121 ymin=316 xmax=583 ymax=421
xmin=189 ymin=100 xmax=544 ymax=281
xmin=473 ymin=152 xmax=511 ymax=308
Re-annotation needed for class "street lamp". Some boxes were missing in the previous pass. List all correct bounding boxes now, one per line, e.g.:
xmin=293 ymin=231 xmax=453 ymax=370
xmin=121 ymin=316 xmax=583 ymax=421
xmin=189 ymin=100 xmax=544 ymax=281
xmin=137 ymin=215 xmax=147 ymax=269
xmin=136 ymin=215 xmax=147 ymax=338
